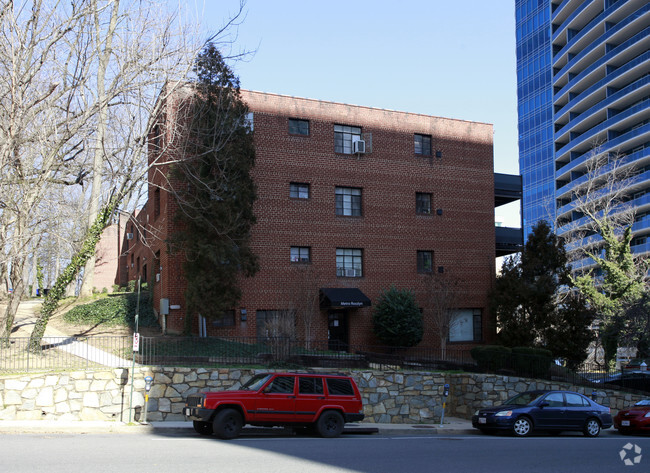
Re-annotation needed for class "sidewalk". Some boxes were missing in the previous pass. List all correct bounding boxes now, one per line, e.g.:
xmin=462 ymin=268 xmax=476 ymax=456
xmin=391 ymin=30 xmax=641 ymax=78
xmin=0 ymin=417 xmax=476 ymax=435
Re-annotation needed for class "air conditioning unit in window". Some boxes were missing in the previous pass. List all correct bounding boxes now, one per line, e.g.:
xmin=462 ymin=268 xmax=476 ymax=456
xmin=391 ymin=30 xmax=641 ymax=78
xmin=353 ymin=140 xmax=366 ymax=154
xmin=126 ymin=233 xmax=134 ymax=240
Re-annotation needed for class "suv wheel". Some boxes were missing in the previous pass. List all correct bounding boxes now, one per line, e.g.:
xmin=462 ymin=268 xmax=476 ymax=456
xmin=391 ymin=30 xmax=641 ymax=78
xmin=213 ymin=408 xmax=243 ymax=439
xmin=316 ymin=410 xmax=344 ymax=438
xmin=193 ymin=420 xmax=213 ymax=436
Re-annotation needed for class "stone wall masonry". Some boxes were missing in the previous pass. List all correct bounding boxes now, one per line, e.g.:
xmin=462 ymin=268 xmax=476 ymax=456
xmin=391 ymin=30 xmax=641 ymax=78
xmin=0 ymin=368 xmax=645 ymax=423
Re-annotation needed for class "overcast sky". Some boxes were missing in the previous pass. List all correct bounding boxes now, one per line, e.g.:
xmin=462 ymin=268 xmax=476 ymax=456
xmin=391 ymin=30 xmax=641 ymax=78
xmin=196 ymin=0 xmax=521 ymax=226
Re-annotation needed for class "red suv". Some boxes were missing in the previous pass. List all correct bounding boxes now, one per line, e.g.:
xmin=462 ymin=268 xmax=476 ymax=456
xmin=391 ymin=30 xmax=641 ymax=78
xmin=184 ymin=373 xmax=365 ymax=439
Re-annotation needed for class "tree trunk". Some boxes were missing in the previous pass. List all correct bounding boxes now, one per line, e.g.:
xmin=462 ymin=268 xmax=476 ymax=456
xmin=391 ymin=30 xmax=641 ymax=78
xmin=29 ymin=197 xmax=120 ymax=353
xmin=79 ymin=0 xmax=120 ymax=298
xmin=1 ymin=256 xmax=26 ymax=343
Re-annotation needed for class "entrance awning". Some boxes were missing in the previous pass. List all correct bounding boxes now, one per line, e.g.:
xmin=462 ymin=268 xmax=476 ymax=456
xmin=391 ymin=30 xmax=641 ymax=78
xmin=319 ymin=288 xmax=371 ymax=309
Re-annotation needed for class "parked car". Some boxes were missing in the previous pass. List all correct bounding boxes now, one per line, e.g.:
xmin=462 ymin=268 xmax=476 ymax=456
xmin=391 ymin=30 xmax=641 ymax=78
xmin=614 ymin=399 xmax=650 ymax=435
xmin=623 ymin=358 xmax=650 ymax=371
xmin=183 ymin=372 xmax=364 ymax=439
xmin=472 ymin=390 xmax=613 ymax=437
xmin=603 ymin=372 xmax=650 ymax=392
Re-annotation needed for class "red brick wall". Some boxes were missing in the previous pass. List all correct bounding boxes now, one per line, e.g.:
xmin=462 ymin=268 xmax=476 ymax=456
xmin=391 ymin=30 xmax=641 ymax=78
xmin=133 ymin=90 xmax=496 ymax=347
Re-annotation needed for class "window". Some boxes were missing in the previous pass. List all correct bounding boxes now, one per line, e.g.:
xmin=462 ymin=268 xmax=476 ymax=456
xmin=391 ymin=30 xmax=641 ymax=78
xmin=326 ymin=378 xmax=354 ymax=396
xmin=244 ymin=112 xmax=254 ymax=131
xmin=417 ymin=251 xmax=433 ymax=273
xmin=416 ymin=193 xmax=432 ymax=214
xmin=415 ymin=134 xmax=432 ymax=156
xmin=334 ymin=125 xmax=362 ymax=154
xmin=299 ymin=377 xmax=324 ymax=395
xmin=542 ymin=393 xmax=565 ymax=408
xmin=290 ymin=246 xmax=311 ymax=263
xmin=336 ymin=248 xmax=363 ymax=277
xmin=154 ymin=188 xmax=161 ymax=219
xmin=212 ymin=310 xmax=235 ymax=327
xmin=565 ymin=393 xmax=588 ymax=408
xmin=335 ymin=187 xmax=362 ymax=216
xmin=289 ymin=118 xmax=309 ymax=136
xmin=256 ymin=310 xmax=295 ymax=339
xmin=266 ymin=376 xmax=295 ymax=394
xmin=290 ymin=182 xmax=310 ymax=199
xmin=449 ymin=309 xmax=482 ymax=342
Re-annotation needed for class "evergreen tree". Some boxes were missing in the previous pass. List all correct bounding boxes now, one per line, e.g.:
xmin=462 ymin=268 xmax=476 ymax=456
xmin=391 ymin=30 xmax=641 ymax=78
xmin=372 ymin=286 xmax=423 ymax=347
xmin=491 ymin=221 xmax=594 ymax=367
xmin=169 ymin=43 xmax=258 ymax=333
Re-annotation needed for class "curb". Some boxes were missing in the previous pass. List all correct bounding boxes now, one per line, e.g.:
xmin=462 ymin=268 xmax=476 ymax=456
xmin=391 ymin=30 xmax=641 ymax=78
xmin=0 ymin=421 xmax=476 ymax=436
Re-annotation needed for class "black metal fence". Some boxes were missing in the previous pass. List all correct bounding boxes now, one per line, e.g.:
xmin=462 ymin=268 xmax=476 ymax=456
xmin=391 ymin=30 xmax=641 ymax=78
xmin=135 ymin=336 xmax=477 ymax=371
xmin=0 ymin=336 xmax=132 ymax=373
xmin=2 ymin=335 xmax=649 ymax=394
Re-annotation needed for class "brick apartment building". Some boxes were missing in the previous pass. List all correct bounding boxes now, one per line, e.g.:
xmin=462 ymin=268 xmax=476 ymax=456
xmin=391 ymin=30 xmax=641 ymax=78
xmin=120 ymin=89 xmax=506 ymax=350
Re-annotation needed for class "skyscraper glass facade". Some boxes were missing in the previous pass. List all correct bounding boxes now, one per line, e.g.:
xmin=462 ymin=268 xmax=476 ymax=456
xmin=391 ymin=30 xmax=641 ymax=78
xmin=516 ymin=0 xmax=554 ymax=239
xmin=516 ymin=0 xmax=650 ymax=261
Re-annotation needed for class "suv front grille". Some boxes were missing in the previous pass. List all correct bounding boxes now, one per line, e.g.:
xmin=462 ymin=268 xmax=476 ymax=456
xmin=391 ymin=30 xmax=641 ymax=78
xmin=186 ymin=395 xmax=204 ymax=408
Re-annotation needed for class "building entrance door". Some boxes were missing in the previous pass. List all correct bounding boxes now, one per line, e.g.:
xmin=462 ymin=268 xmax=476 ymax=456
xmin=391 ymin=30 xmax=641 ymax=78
xmin=328 ymin=310 xmax=349 ymax=351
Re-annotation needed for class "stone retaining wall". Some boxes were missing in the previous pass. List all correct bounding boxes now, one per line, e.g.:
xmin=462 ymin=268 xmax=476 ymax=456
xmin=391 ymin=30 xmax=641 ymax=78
xmin=0 ymin=367 xmax=645 ymax=422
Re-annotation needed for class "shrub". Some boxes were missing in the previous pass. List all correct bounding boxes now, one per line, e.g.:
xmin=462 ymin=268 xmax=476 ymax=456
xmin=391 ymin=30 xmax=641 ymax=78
xmin=470 ymin=345 xmax=512 ymax=372
xmin=372 ymin=286 xmax=423 ymax=347
xmin=112 ymin=284 xmax=120 ymax=293
xmin=127 ymin=280 xmax=136 ymax=292
xmin=63 ymin=292 xmax=159 ymax=329
xmin=511 ymin=347 xmax=553 ymax=378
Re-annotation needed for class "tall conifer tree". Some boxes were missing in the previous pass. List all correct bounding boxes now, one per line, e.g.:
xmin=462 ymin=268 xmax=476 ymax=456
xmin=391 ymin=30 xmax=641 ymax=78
xmin=170 ymin=43 xmax=258 ymax=333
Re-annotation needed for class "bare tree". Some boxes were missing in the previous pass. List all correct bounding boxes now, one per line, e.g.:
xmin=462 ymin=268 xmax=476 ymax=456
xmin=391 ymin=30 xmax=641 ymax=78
xmin=560 ymin=145 xmax=638 ymax=262
xmin=290 ymin=264 xmax=323 ymax=349
xmin=421 ymin=271 xmax=462 ymax=357
xmin=0 ymin=0 xmax=250 ymax=347
xmin=561 ymin=143 xmax=648 ymax=363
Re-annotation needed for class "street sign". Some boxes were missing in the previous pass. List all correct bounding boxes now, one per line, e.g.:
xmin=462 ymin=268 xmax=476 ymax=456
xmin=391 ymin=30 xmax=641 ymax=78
xmin=132 ymin=332 xmax=140 ymax=352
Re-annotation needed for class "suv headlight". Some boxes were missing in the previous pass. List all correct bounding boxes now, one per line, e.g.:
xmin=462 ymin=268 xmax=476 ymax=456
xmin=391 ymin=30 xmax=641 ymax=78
xmin=495 ymin=410 xmax=513 ymax=417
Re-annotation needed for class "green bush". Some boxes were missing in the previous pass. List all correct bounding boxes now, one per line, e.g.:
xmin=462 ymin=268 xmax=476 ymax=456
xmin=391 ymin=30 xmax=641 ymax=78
xmin=372 ymin=286 xmax=423 ymax=347
xmin=470 ymin=345 xmax=512 ymax=372
xmin=63 ymin=292 xmax=159 ymax=329
xmin=127 ymin=280 xmax=136 ymax=292
xmin=511 ymin=347 xmax=553 ymax=378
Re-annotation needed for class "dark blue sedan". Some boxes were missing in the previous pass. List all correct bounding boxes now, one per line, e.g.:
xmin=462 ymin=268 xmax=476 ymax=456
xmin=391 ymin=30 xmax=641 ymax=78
xmin=472 ymin=390 xmax=613 ymax=437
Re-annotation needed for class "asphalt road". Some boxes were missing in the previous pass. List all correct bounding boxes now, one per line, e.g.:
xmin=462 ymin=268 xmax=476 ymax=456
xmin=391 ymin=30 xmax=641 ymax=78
xmin=1 ymin=431 xmax=649 ymax=473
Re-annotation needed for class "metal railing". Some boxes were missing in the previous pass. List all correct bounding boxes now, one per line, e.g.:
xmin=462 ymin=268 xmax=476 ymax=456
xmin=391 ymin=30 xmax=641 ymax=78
xmin=0 ymin=336 xmax=132 ymax=373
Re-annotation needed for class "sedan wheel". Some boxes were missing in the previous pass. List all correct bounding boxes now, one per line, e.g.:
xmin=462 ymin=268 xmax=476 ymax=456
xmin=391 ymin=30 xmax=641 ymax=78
xmin=513 ymin=417 xmax=532 ymax=437
xmin=583 ymin=418 xmax=601 ymax=437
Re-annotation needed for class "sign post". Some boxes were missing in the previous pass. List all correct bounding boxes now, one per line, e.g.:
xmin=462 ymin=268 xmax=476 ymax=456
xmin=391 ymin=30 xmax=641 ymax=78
xmin=440 ymin=384 xmax=450 ymax=428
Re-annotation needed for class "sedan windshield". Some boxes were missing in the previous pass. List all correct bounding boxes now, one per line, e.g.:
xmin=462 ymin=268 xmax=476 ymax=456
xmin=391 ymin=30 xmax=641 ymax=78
xmin=238 ymin=374 xmax=272 ymax=391
xmin=503 ymin=392 xmax=546 ymax=406
xmin=635 ymin=399 xmax=650 ymax=406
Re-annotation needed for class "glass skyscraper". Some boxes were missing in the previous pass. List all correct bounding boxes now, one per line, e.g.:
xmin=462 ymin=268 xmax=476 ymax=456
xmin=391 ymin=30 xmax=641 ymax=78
xmin=516 ymin=0 xmax=650 ymax=261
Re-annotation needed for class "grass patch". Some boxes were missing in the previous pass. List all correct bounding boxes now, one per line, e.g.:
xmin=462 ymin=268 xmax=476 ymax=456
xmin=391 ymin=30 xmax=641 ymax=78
xmin=63 ymin=292 xmax=158 ymax=329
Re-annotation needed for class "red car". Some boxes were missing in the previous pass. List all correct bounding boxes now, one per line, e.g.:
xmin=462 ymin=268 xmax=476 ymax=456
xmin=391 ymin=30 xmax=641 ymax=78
xmin=614 ymin=400 xmax=650 ymax=435
xmin=184 ymin=372 xmax=365 ymax=439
